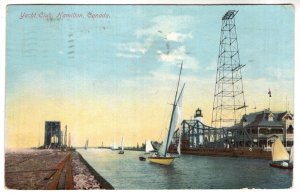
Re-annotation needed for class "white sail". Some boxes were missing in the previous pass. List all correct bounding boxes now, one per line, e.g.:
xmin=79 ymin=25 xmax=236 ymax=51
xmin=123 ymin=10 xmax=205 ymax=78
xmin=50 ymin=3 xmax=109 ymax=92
xmin=289 ymin=146 xmax=294 ymax=163
xmin=85 ymin=139 xmax=89 ymax=149
xmin=158 ymin=85 xmax=184 ymax=156
xmin=111 ymin=139 xmax=118 ymax=150
xmin=158 ymin=108 xmax=178 ymax=155
xmin=112 ymin=143 xmax=118 ymax=150
xmin=176 ymin=90 xmax=183 ymax=155
xmin=272 ymin=138 xmax=289 ymax=161
xmin=146 ymin=140 xmax=154 ymax=153
xmin=177 ymin=126 xmax=182 ymax=155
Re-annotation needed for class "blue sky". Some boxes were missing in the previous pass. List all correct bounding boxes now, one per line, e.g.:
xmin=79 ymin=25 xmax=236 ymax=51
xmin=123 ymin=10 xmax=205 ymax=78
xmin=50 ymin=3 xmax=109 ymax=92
xmin=5 ymin=5 xmax=294 ymax=147
xmin=6 ymin=5 xmax=294 ymax=96
xmin=7 ymin=5 xmax=294 ymax=90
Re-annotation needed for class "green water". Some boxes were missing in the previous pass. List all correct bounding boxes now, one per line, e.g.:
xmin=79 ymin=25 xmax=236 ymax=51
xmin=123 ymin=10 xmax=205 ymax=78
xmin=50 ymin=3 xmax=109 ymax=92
xmin=78 ymin=148 xmax=293 ymax=189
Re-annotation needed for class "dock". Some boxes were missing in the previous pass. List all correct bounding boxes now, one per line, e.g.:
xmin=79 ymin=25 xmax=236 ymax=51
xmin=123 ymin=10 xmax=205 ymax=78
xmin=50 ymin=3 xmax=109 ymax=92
xmin=176 ymin=147 xmax=271 ymax=158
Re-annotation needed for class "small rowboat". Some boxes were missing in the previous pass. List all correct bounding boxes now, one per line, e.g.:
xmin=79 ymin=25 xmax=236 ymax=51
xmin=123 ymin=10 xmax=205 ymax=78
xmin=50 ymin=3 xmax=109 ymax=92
xmin=139 ymin=156 xmax=146 ymax=161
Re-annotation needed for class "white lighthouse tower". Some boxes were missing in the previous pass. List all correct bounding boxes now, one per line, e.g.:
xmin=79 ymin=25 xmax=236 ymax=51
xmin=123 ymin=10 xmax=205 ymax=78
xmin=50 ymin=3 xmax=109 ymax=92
xmin=194 ymin=108 xmax=203 ymax=122
xmin=194 ymin=108 xmax=204 ymax=146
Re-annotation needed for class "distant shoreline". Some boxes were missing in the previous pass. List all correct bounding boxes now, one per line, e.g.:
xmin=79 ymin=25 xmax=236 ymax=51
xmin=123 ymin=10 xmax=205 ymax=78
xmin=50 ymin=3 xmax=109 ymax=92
xmin=76 ymin=147 xmax=144 ymax=151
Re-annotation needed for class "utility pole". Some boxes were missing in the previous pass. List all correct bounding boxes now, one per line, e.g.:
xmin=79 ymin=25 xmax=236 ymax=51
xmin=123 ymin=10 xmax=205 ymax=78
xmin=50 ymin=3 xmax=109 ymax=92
xmin=64 ymin=125 xmax=68 ymax=146
xmin=68 ymin=132 xmax=71 ymax=148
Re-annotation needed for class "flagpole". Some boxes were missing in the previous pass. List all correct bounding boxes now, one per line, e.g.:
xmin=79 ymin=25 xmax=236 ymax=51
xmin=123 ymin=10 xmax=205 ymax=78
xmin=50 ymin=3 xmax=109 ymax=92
xmin=269 ymin=96 xmax=271 ymax=111
xmin=286 ymin=96 xmax=287 ymax=112
xmin=268 ymin=88 xmax=271 ymax=111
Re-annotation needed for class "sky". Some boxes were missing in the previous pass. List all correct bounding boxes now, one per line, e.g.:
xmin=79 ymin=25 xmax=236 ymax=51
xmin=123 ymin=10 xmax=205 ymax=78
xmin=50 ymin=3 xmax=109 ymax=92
xmin=5 ymin=4 xmax=294 ymax=148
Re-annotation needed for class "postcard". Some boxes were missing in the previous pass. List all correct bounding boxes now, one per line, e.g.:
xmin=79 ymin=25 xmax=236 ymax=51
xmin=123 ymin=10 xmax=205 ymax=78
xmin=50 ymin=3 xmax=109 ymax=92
xmin=2 ymin=1 xmax=297 ymax=190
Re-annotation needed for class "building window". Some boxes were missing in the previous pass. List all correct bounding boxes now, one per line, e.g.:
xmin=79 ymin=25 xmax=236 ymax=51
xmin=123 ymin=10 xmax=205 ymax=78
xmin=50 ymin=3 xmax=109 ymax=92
xmin=287 ymin=141 xmax=293 ymax=147
xmin=287 ymin=125 xmax=293 ymax=134
xmin=259 ymin=128 xmax=268 ymax=134
xmin=268 ymin=113 xmax=274 ymax=121
xmin=270 ymin=129 xmax=283 ymax=134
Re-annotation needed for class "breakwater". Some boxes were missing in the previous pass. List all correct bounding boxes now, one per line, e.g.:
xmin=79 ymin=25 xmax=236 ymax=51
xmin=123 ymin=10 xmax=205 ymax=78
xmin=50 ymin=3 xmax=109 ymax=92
xmin=75 ymin=152 xmax=114 ymax=189
xmin=4 ymin=149 xmax=112 ymax=190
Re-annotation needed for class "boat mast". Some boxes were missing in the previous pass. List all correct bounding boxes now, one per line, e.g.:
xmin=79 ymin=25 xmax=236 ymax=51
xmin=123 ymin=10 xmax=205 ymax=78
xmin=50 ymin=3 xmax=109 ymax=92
xmin=164 ymin=61 xmax=183 ymax=156
xmin=121 ymin=137 xmax=124 ymax=151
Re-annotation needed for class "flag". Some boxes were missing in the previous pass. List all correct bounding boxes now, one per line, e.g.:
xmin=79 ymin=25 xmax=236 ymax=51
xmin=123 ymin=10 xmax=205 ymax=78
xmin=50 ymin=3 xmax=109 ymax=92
xmin=268 ymin=89 xmax=272 ymax=97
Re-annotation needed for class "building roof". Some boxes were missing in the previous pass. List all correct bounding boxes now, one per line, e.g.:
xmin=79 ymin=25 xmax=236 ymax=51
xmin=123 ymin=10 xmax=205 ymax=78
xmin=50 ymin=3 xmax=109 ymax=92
xmin=242 ymin=109 xmax=293 ymax=128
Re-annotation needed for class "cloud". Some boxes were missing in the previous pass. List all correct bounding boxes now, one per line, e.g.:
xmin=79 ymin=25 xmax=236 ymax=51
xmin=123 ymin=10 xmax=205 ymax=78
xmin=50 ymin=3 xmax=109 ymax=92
xmin=116 ymin=38 xmax=153 ymax=58
xmin=165 ymin=32 xmax=193 ymax=42
xmin=157 ymin=46 xmax=186 ymax=62
xmin=116 ymin=53 xmax=141 ymax=59
xmin=136 ymin=15 xmax=193 ymax=38
xmin=116 ymin=14 xmax=198 ymax=71
xmin=135 ymin=15 xmax=197 ymax=70
xmin=118 ymin=42 xmax=150 ymax=54
xmin=157 ymin=46 xmax=199 ymax=71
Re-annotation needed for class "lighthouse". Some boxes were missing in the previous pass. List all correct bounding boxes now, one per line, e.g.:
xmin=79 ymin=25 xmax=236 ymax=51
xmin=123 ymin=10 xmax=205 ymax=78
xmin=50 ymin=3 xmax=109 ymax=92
xmin=194 ymin=108 xmax=203 ymax=122
xmin=193 ymin=108 xmax=204 ymax=146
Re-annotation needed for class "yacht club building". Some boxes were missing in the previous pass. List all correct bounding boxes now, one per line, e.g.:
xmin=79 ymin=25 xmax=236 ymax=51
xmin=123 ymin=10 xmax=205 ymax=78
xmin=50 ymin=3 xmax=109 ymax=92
xmin=241 ymin=109 xmax=294 ymax=148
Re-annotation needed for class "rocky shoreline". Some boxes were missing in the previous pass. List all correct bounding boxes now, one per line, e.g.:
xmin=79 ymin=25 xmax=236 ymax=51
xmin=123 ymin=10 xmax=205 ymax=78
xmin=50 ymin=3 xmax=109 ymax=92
xmin=72 ymin=152 xmax=101 ymax=189
xmin=73 ymin=151 xmax=114 ymax=190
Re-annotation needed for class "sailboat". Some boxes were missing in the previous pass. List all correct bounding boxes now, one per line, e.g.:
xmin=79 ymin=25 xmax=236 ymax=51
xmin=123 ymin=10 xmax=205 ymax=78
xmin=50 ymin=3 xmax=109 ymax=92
xmin=84 ymin=139 xmax=89 ymax=150
xmin=148 ymin=62 xmax=185 ymax=166
xmin=269 ymin=138 xmax=293 ymax=169
xmin=145 ymin=140 xmax=155 ymax=154
xmin=119 ymin=137 xmax=124 ymax=154
xmin=139 ymin=139 xmax=154 ymax=161
xmin=111 ymin=139 xmax=118 ymax=150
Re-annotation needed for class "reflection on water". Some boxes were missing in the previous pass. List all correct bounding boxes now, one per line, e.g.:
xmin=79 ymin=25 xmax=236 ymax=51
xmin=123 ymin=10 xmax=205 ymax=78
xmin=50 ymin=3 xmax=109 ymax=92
xmin=78 ymin=149 xmax=292 ymax=189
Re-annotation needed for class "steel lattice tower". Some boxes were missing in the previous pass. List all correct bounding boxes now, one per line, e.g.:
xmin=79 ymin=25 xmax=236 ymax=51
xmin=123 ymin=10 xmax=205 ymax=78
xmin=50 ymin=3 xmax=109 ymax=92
xmin=211 ymin=10 xmax=247 ymax=128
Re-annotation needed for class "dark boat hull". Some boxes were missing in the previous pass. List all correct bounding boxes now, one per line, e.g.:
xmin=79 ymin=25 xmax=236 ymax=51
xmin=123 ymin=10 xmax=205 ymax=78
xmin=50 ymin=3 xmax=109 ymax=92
xmin=139 ymin=157 xmax=146 ymax=161
xmin=269 ymin=162 xmax=293 ymax=169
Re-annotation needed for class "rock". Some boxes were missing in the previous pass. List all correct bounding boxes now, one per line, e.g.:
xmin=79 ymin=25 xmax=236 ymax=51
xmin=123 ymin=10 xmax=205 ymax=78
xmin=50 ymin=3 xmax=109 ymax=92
xmin=72 ymin=153 xmax=101 ymax=189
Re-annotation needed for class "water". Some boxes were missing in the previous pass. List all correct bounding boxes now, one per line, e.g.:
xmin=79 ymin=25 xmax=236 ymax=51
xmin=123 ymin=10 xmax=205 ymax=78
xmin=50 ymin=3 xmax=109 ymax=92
xmin=78 ymin=149 xmax=293 ymax=189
